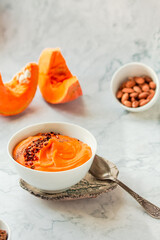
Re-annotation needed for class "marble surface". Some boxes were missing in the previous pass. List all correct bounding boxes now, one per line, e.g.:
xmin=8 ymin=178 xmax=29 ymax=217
xmin=0 ymin=0 xmax=160 ymax=239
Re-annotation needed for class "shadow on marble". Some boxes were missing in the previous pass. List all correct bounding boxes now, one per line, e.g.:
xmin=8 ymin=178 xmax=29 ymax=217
xmin=0 ymin=5 xmax=6 ymax=48
xmin=127 ymin=101 xmax=160 ymax=121
xmin=3 ymin=106 xmax=39 ymax=122
xmin=0 ymin=2 xmax=13 ymax=49
xmin=46 ymin=97 xmax=90 ymax=117
xmin=37 ymin=187 xmax=124 ymax=220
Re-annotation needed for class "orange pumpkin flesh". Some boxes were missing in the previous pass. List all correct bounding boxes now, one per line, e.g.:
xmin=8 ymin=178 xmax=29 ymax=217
xmin=38 ymin=48 xmax=82 ymax=104
xmin=0 ymin=63 xmax=38 ymax=116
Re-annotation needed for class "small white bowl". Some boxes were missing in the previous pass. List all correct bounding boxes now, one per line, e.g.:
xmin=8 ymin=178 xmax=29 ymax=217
xmin=0 ymin=219 xmax=10 ymax=240
xmin=8 ymin=122 xmax=97 ymax=192
xmin=111 ymin=62 xmax=160 ymax=112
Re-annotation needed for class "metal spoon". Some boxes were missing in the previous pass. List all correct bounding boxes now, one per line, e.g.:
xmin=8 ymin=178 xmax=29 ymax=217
xmin=89 ymin=155 xmax=160 ymax=219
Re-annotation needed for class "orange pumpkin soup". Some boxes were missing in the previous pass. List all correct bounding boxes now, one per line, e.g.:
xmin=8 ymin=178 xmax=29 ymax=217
xmin=13 ymin=132 xmax=92 ymax=172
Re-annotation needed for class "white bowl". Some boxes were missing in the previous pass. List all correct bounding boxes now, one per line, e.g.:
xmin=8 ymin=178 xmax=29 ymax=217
xmin=111 ymin=62 xmax=160 ymax=112
xmin=8 ymin=122 xmax=97 ymax=192
xmin=0 ymin=219 xmax=10 ymax=240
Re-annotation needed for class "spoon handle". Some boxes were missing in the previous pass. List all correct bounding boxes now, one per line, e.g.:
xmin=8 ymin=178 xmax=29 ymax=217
xmin=115 ymin=179 xmax=160 ymax=219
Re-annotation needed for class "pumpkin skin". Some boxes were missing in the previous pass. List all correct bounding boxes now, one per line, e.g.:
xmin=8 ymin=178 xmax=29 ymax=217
xmin=38 ymin=48 xmax=82 ymax=104
xmin=0 ymin=63 xmax=38 ymax=116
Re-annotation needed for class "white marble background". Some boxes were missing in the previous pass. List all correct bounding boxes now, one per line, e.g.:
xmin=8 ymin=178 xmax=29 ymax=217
xmin=0 ymin=0 xmax=160 ymax=239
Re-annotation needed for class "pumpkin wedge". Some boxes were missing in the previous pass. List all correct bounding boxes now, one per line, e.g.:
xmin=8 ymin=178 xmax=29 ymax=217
xmin=38 ymin=48 xmax=82 ymax=104
xmin=0 ymin=63 xmax=38 ymax=116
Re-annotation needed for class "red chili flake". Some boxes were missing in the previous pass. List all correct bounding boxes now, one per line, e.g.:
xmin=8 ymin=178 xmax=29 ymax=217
xmin=23 ymin=133 xmax=56 ymax=164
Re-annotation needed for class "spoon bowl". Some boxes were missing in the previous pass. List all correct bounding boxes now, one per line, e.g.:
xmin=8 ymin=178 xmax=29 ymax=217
xmin=90 ymin=155 xmax=160 ymax=219
xmin=89 ymin=155 xmax=114 ymax=180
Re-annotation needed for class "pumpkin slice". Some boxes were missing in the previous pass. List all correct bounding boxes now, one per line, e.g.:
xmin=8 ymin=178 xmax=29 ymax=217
xmin=0 ymin=63 xmax=38 ymax=116
xmin=38 ymin=48 xmax=82 ymax=104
